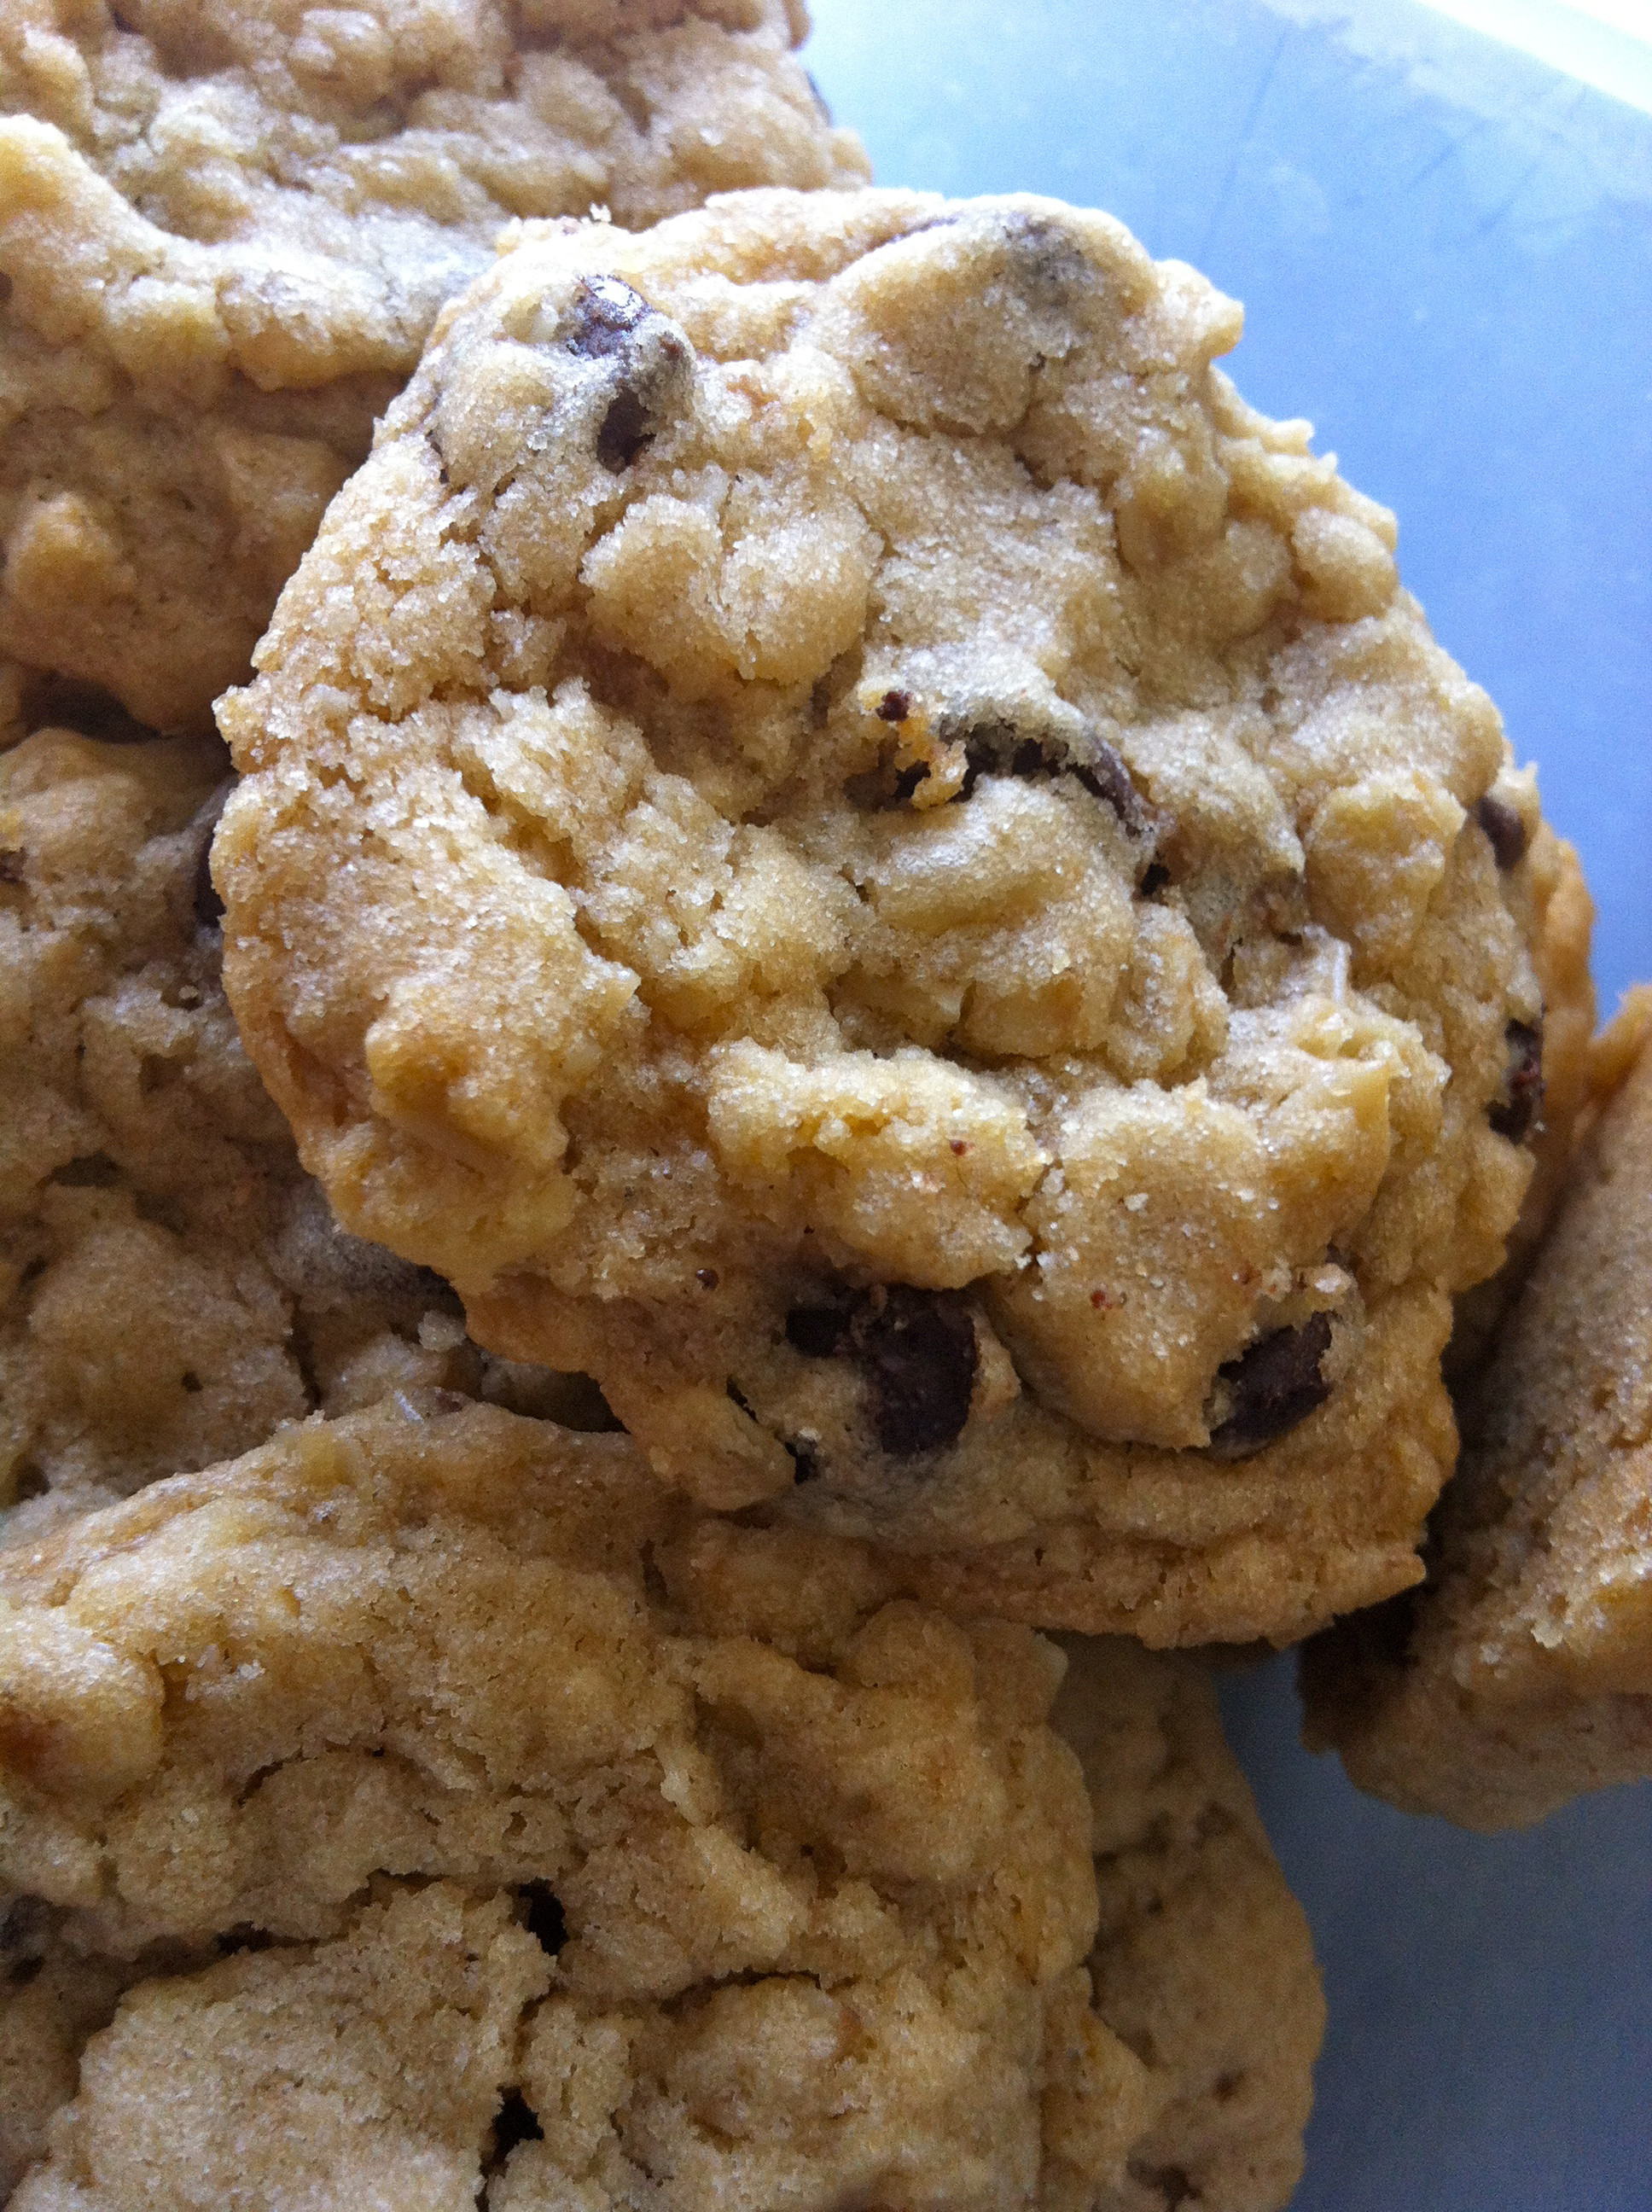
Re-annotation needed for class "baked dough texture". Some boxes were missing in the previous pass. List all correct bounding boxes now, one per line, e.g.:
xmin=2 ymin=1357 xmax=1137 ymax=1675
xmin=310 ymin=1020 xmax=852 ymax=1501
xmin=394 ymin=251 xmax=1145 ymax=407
xmin=1304 ymin=990 xmax=1652 ymax=1828
xmin=218 ymin=187 xmax=1564 ymax=1645
xmin=0 ymin=1398 xmax=1319 ymax=2209
xmin=1444 ymin=819 xmax=1594 ymax=1382
xmin=1053 ymin=1640 xmax=1323 ymax=2212
xmin=0 ymin=0 xmax=867 ymax=736
xmin=0 ymin=722 xmax=593 ymax=1530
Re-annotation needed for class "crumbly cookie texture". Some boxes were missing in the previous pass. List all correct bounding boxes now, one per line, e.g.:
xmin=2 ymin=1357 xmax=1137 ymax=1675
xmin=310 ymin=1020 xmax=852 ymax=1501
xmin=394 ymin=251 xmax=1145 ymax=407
xmin=1304 ymin=988 xmax=1652 ymax=1829
xmin=0 ymin=723 xmax=594 ymax=1528
xmin=218 ymin=187 xmax=1556 ymax=1644
xmin=1055 ymin=1641 xmax=1323 ymax=2212
xmin=0 ymin=1397 xmax=1312 ymax=2210
xmin=1445 ymin=819 xmax=1594 ymax=1382
xmin=0 ymin=0 xmax=867 ymax=736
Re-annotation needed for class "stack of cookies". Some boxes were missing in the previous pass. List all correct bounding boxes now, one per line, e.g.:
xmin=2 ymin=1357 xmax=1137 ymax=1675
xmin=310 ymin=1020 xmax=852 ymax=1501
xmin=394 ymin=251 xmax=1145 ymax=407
xmin=1 ymin=5 xmax=1643 ymax=2206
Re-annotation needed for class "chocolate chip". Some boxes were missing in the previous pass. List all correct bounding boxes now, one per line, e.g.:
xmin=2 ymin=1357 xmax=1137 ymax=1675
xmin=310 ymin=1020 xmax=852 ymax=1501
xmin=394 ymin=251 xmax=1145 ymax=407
xmin=565 ymin=276 xmax=649 ymax=360
xmin=1207 ymin=1313 xmax=1334 ymax=1460
xmin=0 ymin=847 xmax=24 ymax=886
xmin=785 ymin=1298 xmax=854 ymax=1359
xmin=1071 ymin=745 xmax=1146 ymax=831
xmin=1475 ymin=792 xmax=1528 ymax=870
xmin=518 ymin=1882 xmax=566 ymax=1956
xmin=786 ymin=1286 xmax=978 ymax=1456
xmin=565 ymin=276 xmax=689 ymax=474
xmin=875 ymin=689 xmax=912 ymax=723
xmin=695 ymin=1267 xmax=719 ymax=1289
xmin=860 ymin=1289 xmax=978 ymax=1454
xmin=785 ymin=1438 xmax=821 ymax=1484
xmin=596 ymin=385 xmax=657 ymax=473
xmin=957 ymin=721 xmax=1149 ymax=835
xmin=1489 ymin=1018 xmax=1544 ymax=1142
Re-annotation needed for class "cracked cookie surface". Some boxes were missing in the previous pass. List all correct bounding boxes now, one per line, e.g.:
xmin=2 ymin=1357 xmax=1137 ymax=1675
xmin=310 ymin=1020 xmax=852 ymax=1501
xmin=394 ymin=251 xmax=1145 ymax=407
xmin=0 ymin=0 xmax=866 ymax=736
xmin=0 ymin=723 xmax=595 ymax=1532
xmin=0 ymin=1397 xmax=1310 ymax=2210
xmin=1304 ymin=991 xmax=1652 ymax=1829
xmin=219 ymin=187 xmax=1562 ymax=1644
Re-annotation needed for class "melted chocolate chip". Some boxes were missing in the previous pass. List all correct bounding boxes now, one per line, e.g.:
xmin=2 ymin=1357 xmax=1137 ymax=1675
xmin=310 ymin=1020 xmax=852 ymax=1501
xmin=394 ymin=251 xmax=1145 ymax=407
xmin=785 ymin=1286 xmax=978 ymax=1456
xmin=786 ymin=1438 xmax=821 ymax=1484
xmin=1489 ymin=1018 xmax=1544 ymax=1142
xmin=957 ymin=721 xmax=1149 ymax=835
xmin=875 ymin=689 xmax=912 ymax=723
xmin=566 ymin=276 xmax=689 ymax=474
xmin=785 ymin=1298 xmax=854 ymax=1359
xmin=565 ymin=276 xmax=649 ymax=359
xmin=519 ymin=1882 xmax=567 ymax=1956
xmin=1475 ymin=792 xmax=1528 ymax=870
xmin=1140 ymin=860 xmax=1170 ymax=897
xmin=0 ymin=847 xmax=24 ymax=886
xmin=863 ymin=1289 xmax=979 ymax=1454
xmin=1207 ymin=1313 xmax=1334 ymax=1460
xmin=595 ymin=385 xmax=657 ymax=472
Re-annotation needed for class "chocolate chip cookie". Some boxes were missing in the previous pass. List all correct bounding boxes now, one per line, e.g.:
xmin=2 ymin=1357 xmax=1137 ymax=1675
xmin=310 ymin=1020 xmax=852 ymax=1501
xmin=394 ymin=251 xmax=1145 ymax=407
xmin=0 ymin=719 xmax=592 ymax=1530
xmin=218 ymin=188 xmax=1573 ymax=1644
xmin=0 ymin=1395 xmax=1316 ymax=2209
xmin=1304 ymin=989 xmax=1652 ymax=1828
xmin=0 ymin=0 xmax=867 ymax=736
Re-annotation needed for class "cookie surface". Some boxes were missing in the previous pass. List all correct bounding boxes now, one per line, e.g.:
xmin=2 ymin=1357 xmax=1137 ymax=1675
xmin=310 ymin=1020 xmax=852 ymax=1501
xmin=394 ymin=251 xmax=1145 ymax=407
xmin=1304 ymin=990 xmax=1652 ymax=1828
xmin=0 ymin=723 xmax=594 ymax=1531
xmin=218 ymin=186 xmax=1556 ymax=1644
xmin=0 ymin=1397 xmax=1310 ymax=2209
xmin=0 ymin=0 xmax=866 ymax=735
xmin=1055 ymin=1640 xmax=1323 ymax=2212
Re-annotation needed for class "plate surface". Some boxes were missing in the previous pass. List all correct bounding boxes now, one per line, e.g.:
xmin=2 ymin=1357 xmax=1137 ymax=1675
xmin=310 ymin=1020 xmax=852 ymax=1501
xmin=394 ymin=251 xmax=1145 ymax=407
xmin=806 ymin=4 xmax=1652 ymax=2204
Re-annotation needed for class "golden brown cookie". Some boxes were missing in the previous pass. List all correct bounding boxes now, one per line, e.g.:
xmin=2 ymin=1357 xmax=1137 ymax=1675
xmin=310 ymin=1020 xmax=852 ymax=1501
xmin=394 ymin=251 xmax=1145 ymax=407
xmin=219 ymin=188 xmax=1561 ymax=1645
xmin=0 ymin=0 xmax=867 ymax=736
xmin=0 ymin=721 xmax=593 ymax=1528
xmin=1055 ymin=1640 xmax=1323 ymax=2212
xmin=0 ymin=1397 xmax=1313 ymax=2209
xmin=1304 ymin=988 xmax=1652 ymax=1828
xmin=1444 ymin=815 xmax=1595 ymax=1382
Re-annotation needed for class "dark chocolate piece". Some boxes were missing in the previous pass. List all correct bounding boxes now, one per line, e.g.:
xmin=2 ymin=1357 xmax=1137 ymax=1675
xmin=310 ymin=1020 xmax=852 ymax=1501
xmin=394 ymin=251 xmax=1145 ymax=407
xmin=1475 ymin=791 xmax=1528 ymax=870
xmin=785 ymin=1286 xmax=978 ymax=1456
xmin=1488 ymin=1018 xmax=1544 ymax=1143
xmin=565 ymin=276 xmax=649 ymax=359
xmin=1207 ymin=1313 xmax=1334 ymax=1460
xmin=566 ymin=276 xmax=690 ymax=474
xmin=957 ymin=720 xmax=1149 ymax=835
